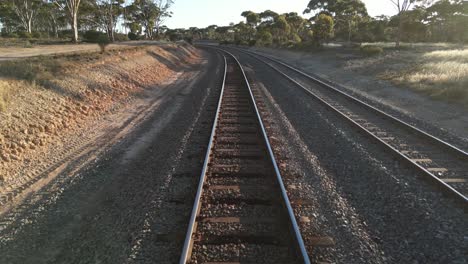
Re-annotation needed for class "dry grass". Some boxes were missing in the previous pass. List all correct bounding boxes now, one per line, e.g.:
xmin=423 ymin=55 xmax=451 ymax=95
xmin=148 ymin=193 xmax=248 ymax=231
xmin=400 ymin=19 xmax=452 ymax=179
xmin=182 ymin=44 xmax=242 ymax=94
xmin=346 ymin=44 xmax=468 ymax=106
xmin=0 ymin=56 xmax=66 ymax=112
xmin=0 ymin=80 xmax=11 ymax=112
xmin=390 ymin=49 xmax=468 ymax=105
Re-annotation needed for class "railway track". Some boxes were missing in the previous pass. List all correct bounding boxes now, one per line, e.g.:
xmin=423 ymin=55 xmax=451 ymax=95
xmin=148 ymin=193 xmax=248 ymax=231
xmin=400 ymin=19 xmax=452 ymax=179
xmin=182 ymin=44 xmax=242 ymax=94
xmin=233 ymin=48 xmax=468 ymax=205
xmin=179 ymin=51 xmax=310 ymax=263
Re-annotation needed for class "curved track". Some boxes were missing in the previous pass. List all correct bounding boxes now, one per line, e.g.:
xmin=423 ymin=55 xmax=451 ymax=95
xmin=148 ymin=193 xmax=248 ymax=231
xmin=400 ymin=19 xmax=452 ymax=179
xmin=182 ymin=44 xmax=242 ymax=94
xmin=179 ymin=50 xmax=310 ymax=263
xmin=231 ymin=47 xmax=468 ymax=205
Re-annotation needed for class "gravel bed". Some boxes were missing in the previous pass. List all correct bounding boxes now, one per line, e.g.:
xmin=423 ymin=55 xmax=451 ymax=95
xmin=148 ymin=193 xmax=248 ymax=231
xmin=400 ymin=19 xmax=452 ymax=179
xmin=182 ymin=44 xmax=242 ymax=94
xmin=191 ymin=243 xmax=297 ymax=264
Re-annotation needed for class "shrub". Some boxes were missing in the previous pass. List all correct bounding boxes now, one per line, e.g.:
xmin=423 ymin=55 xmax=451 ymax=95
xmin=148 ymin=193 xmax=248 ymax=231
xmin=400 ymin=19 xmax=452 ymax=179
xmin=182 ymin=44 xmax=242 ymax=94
xmin=97 ymin=35 xmax=111 ymax=53
xmin=83 ymin=30 xmax=104 ymax=43
xmin=128 ymin=32 xmax=139 ymax=40
xmin=58 ymin=30 xmax=74 ymax=39
xmin=360 ymin=45 xmax=383 ymax=56
xmin=5 ymin=33 xmax=19 ymax=38
xmin=32 ymin=32 xmax=42 ymax=38
xmin=24 ymin=40 xmax=34 ymax=48
xmin=248 ymin=39 xmax=257 ymax=46
xmin=114 ymin=33 xmax=129 ymax=41
xmin=18 ymin=31 xmax=32 ymax=39
xmin=184 ymin=37 xmax=193 ymax=44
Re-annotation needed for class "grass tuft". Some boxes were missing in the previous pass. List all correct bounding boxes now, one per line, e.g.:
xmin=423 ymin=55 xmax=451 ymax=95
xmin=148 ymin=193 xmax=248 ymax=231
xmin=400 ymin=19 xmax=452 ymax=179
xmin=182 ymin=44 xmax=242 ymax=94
xmin=398 ymin=49 xmax=468 ymax=105
xmin=0 ymin=81 xmax=11 ymax=112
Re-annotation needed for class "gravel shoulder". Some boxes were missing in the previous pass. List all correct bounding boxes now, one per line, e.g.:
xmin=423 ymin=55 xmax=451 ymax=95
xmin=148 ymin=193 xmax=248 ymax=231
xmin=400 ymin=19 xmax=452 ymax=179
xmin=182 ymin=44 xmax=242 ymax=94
xmin=229 ymin=47 xmax=467 ymax=263
xmin=249 ymin=47 xmax=468 ymax=150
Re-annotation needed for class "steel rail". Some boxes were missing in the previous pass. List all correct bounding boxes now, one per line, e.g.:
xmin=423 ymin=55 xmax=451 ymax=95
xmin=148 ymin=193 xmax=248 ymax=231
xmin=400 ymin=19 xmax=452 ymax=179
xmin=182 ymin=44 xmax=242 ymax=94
xmin=234 ymin=48 xmax=468 ymax=205
xmin=179 ymin=54 xmax=227 ymax=264
xmin=224 ymin=49 xmax=311 ymax=264
xmin=181 ymin=47 xmax=311 ymax=263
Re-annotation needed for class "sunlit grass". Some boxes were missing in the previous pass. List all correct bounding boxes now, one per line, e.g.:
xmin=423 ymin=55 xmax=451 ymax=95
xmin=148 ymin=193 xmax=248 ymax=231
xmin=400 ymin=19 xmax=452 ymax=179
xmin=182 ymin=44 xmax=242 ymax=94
xmin=0 ymin=80 xmax=11 ymax=112
xmin=396 ymin=49 xmax=468 ymax=105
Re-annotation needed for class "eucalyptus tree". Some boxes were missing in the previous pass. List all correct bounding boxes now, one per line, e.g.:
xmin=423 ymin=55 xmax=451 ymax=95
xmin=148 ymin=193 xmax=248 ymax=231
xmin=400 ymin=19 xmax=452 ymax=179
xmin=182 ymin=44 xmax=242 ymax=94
xmin=126 ymin=0 xmax=173 ymax=39
xmin=153 ymin=0 xmax=173 ymax=37
xmin=240 ymin=11 xmax=260 ymax=42
xmin=0 ymin=1 xmax=20 ymax=34
xmin=92 ymin=0 xmax=124 ymax=41
xmin=313 ymin=13 xmax=334 ymax=44
xmin=127 ymin=0 xmax=159 ymax=39
xmin=54 ymin=0 xmax=82 ymax=42
xmin=388 ymin=0 xmax=423 ymax=47
xmin=5 ymin=0 xmax=45 ymax=33
xmin=304 ymin=0 xmax=368 ymax=43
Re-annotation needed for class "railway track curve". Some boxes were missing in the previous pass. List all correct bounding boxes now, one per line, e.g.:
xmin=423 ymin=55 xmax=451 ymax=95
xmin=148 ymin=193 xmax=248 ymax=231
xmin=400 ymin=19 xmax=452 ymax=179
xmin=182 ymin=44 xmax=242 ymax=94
xmin=179 ymin=50 xmax=311 ymax=263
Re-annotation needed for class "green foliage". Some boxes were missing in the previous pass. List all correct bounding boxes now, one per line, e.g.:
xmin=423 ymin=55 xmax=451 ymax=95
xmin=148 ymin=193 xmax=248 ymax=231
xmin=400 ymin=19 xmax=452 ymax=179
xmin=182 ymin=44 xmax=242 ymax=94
xmin=0 ymin=57 xmax=61 ymax=85
xmin=314 ymin=13 xmax=334 ymax=44
xmin=256 ymin=30 xmax=273 ymax=46
xmin=18 ymin=31 xmax=32 ymax=39
xmin=32 ymin=32 xmax=42 ymax=38
xmin=97 ymin=35 xmax=111 ymax=53
xmin=360 ymin=45 xmax=383 ymax=56
xmin=128 ymin=32 xmax=140 ymax=40
xmin=83 ymin=30 xmax=106 ymax=43
xmin=114 ymin=33 xmax=129 ymax=41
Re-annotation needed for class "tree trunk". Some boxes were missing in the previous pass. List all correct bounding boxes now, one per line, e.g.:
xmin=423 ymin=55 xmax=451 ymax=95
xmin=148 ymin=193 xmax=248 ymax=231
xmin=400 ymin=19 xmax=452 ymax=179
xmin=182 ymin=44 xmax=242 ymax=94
xmin=72 ymin=13 xmax=78 ymax=42
xmin=348 ymin=21 xmax=352 ymax=43
xmin=28 ymin=18 xmax=32 ymax=33
xmin=396 ymin=14 xmax=402 ymax=48
xmin=109 ymin=4 xmax=114 ymax=42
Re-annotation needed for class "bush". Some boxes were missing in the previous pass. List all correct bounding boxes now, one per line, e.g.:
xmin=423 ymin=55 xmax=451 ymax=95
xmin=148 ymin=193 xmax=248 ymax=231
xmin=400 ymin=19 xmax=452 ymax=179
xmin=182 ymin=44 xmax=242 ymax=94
xmin=248 ymin=39 xmax=257 ymax=46
xmin=58 ymin=30 xmax=74 ymax=39
xmin=97 ymin=35 xmax=111 ymax=53
xmin=128 ymin=32 xmax=139 ymax=40
xmin=2 ymin=32 xmax=19 ymax=38
xmin=18 ymin=31 xmax=32 ymax=39
xmin=83 ymin=30 xmax=105 ymax=43
xmin=114 ymin=33 xmax=129 ymax=41
xmin=32 ymin=32 xmax=42 ymax=38
xmin=185 ymin=37 xmax=193 ymax=44
xmin=360 ymin=45 xmax=383 ymax=56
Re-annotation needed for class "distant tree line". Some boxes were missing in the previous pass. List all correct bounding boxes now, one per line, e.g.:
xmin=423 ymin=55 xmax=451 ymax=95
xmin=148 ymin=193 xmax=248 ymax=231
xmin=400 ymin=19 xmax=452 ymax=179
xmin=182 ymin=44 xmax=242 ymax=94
xmin=172 ymin=0 xmax=468 ymax=48
xmin=0 ymin=0 xmax=174 ymax=42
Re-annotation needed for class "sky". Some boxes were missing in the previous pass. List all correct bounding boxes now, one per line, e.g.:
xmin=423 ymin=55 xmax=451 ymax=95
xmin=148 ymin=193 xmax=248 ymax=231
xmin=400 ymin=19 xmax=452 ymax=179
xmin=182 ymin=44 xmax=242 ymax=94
xmin=164 ymin=0 xmax=399 ymax=29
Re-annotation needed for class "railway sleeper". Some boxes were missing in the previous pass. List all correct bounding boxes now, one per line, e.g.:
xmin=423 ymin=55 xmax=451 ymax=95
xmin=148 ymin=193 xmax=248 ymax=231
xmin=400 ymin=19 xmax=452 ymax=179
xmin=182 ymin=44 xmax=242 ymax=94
xmin=194 ymin=234 xmax=286 ymax=246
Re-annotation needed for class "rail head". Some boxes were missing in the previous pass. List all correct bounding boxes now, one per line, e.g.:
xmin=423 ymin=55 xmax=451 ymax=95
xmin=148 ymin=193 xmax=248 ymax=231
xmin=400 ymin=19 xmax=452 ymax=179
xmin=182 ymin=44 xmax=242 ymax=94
xmin=179 ymin=53 xmax=228 ymax=264
xmin=221 ymin=48 xmax=312 ymax=264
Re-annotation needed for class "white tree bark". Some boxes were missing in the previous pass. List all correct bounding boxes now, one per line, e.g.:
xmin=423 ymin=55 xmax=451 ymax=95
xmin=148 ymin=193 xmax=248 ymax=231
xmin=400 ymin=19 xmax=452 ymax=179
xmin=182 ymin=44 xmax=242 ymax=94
xmin=12 ymin=0 xmax=38 ymax=33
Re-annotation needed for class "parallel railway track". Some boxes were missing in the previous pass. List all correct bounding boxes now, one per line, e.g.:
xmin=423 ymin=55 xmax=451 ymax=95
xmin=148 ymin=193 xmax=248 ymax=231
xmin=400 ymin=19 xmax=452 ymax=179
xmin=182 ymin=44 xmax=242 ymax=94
xmin=179 ymin=51 xmax=310 ymax=263
xmin=233 ymin=48 xmax=468 ymax=205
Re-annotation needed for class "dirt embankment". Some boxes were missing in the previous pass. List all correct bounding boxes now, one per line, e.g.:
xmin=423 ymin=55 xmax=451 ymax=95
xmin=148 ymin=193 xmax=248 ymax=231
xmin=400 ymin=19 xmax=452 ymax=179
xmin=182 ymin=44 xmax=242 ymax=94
xmin=0 ymin=43 xmax=199 ymax=188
